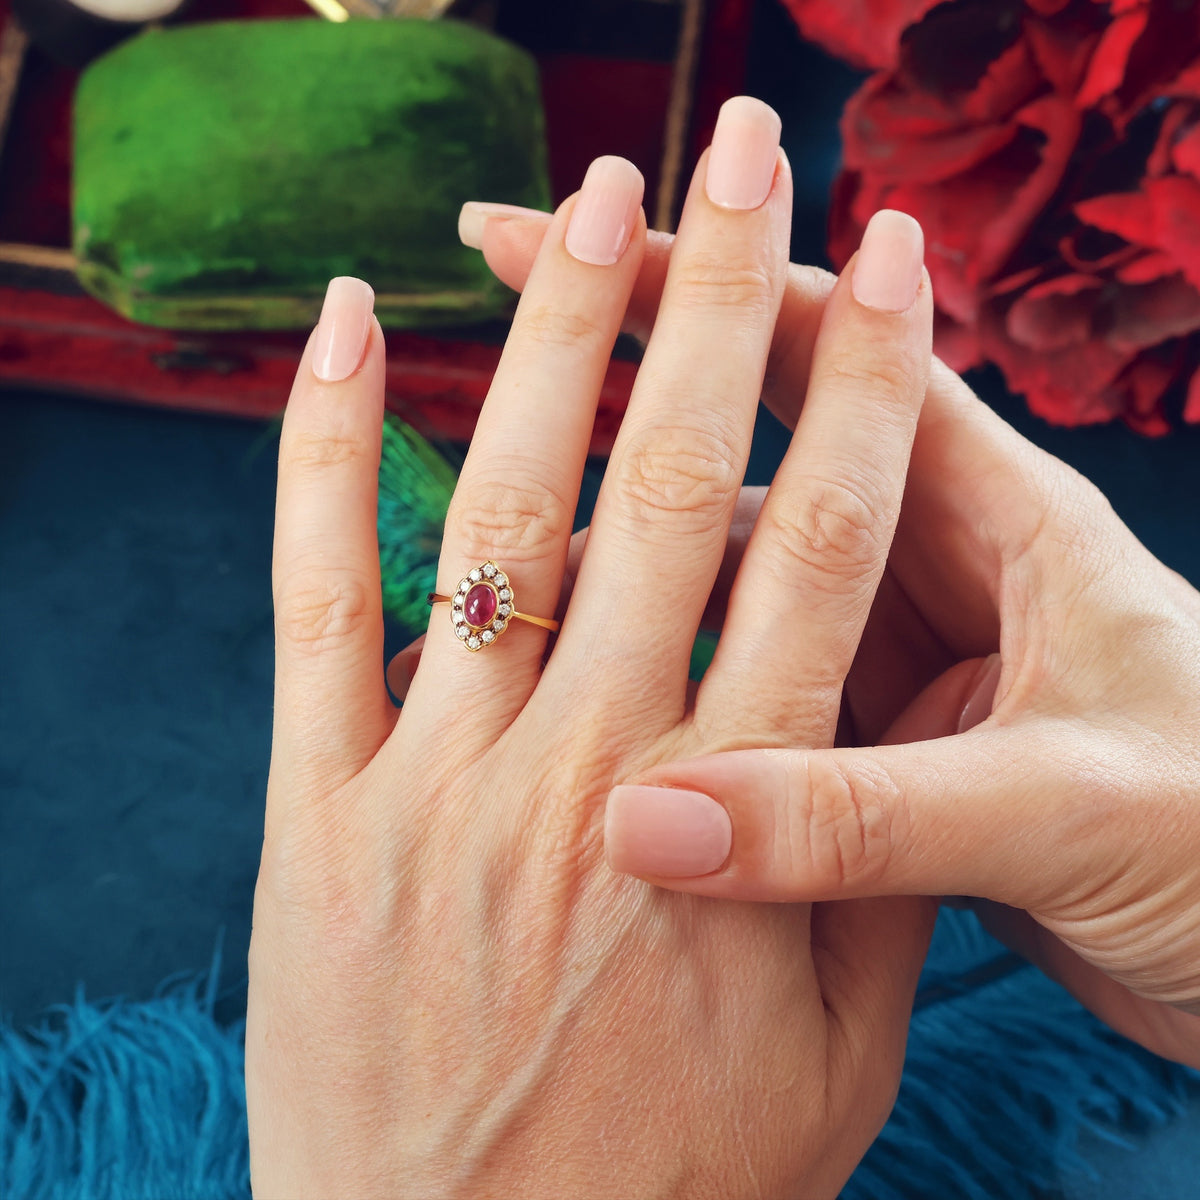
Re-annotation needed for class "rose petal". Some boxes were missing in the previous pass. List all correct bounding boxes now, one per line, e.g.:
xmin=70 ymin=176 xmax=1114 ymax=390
xmin=1076 ymin=7 xmax=1149 ymax=108
xmin=1106 ymin=273 xmax=1200 ymax=352
xmin=1147 ymin=103 xmax=1194 ymax=178
xmin=1117 ymin=250 xmax=1181 ymax=283
xmin=842 ymin=74 xmax=1021 ymax=181
xmin=1075 ymin=189 xmax=1155 ymax=248
xmin=1006 ymin=274 xmax=1102 ymax=350
xmin=1024 ymin=11 xmax=1104 ymax=97
xmin=1105 ymin=5 xmax=1200 ymax=129
xmin=1147 ymin=176 xmax=1200 ymax=291
xmin=1172 ymin=124 xmax=1200 ymax=183
xmin=781 ymin=0 xmax=943 ymax=70
xmin=1166 ymin=60 xmax=1200 ymax=101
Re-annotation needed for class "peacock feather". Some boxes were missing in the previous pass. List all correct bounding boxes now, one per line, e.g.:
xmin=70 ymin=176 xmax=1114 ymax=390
xmin=376 ymin=414 xmax=459 ymax=634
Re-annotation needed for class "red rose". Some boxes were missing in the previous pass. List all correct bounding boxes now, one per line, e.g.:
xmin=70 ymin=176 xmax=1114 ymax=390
xmin=789 ymin=0 xmax=1200 ymax=431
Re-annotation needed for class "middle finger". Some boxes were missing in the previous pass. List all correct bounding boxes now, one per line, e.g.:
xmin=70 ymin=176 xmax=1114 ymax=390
xmin=542 ymin=97 xmax=790 ymax=713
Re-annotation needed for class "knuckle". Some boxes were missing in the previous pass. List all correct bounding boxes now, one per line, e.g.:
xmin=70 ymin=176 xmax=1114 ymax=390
xmin=612 ymin=421 xmax=741 ymax=533
xmin=776 ymin=476 xmax=883 ymax=587
xmin=669 ymin=254 xmax=777 ymax=317
xmin=445 ymin=474 xmax=569 ymax=562
xmin=284 ymin=428 xmax=369 ymax=475
xmin=783 ymin=756 xmax=902 ymax=892
xmin=820 ymin=354 xmax=919 ymax=411
xmin=275 ymin=571 xmax=376 ymax=656
xmin=513 ymin=302 xmax=609 ymax=353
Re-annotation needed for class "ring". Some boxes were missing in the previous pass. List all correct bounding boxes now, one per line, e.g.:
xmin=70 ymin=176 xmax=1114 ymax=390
xmin=427 ymin=561 xmax=560 ymax=651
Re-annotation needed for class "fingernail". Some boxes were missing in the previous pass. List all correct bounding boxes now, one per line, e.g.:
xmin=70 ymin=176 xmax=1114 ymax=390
xmin=458 ymin=201 xmax=548 ymax=251
xmin=564 ymin=155 xmax=645 ymax=266
xmin=312 ymin=277 xmax=374 ymax=382
xmin=605 ymin=785 xmax=732 ymax=878
xmin=705 ymin=95 xmax=782 ymax=210
xmin=957 ymin=653 xmax=1002 ymax=734
xmin=851 ymin=209 xmax=925 ymax=313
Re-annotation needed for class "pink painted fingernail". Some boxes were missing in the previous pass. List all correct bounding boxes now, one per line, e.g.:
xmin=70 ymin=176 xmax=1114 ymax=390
xmin=851 ymin=210 xmax=925 ymax=313
xmin=605 ymin=785 xmax=732 ymax=878
xmin=705 ymin=95 xmax=782 ymax=211
xmin=565 ymin=155 xmax=645 ymax=266
xmin=458 ymin=201 xmax=549 ymax=250
xmin=312 ymin=276 xmax=375 ymax=382
xmin=957 ymin=653 xmax=1002 ymax=733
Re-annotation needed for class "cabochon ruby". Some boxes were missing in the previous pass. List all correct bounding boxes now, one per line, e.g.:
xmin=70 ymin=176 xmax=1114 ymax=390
xmin=464 ymin=583 xmax=498 ymax=628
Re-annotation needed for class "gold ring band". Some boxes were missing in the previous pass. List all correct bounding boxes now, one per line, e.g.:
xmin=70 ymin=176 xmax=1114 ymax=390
xmin=426 ymin=595 xmax=560 ymax=632
xmin=427 ymin=561 xmax=559 ymax=651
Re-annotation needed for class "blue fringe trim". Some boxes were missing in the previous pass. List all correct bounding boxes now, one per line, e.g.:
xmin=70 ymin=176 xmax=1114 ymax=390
xmin=843 ymin=911 xmax=1200 ymax=1199
xmin=3 ymin=913 xmax=1197 ymax=1199
xmin=2 ymin=940 xmax=249 ymax=1200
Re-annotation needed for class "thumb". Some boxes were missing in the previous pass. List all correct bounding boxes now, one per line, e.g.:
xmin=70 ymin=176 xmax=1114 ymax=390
xmin=605 ymin=664 xmax=1097 ymax=908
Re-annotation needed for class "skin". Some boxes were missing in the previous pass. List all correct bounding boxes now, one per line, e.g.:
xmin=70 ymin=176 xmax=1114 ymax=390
xmin=248 ymin=135 xmax=939 ymax=1196
xmin=466 ymin=214 xmax=1200 ymax=1072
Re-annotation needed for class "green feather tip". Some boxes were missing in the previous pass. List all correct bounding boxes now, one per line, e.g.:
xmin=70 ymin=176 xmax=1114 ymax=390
xmin=377 ymin=415 xmax=459 ymax=633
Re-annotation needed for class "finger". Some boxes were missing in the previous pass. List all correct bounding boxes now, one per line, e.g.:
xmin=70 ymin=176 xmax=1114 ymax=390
xmin=480 ymin=208 xmax=1051 ymax=659
xmin=388 ymin=488 xmax=768 ymax=702
xmin=385 ymin=635 xmax=425 ymax=704
xmin=271 ymin=279 xmax=396 ymax=793
xmin=482 ymin=211 xmax=831 ymax=362
xmin=603 ymin=710 xmax=1138 ymax=909
xmin=812 ymin=894 xmax=937 ymax=1126
xmin=404 ymin=157 xmax=646 ymax=734
xmin=539 ymin=98 xmax=790 ymax=716
xmin=697 ymin=211 xmax=932 ymax=742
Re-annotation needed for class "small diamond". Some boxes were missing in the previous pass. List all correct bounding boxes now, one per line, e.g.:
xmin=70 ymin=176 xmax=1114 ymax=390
xmin=455 ymin=624 xmax=468 ymax=639
xmin=481 ymin=630 xmax=495 ymax=643
xmin=497 ymin=604 xmax=511 ymax=618
xmin=498 ymin=588 xmax=512 ymax=602
xmin=469 ymin=568 xmax=482 ymax=582
xmin=467 ymin=635 xmax=481 ymax=650
xmin=495 ymin=573 xmax=508 ymax=588
xmin=492 ymin=618 xmax=505 ymax=631
xmin=453 ymin=594 xmax=463 ymax=608
xmin=482 ymin=563 xmax=497 ymax=578
xmin=458 ymin=579 xmax=470 ymax=594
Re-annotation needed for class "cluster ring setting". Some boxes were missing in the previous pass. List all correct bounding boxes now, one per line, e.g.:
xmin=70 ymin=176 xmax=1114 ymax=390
xmin=427 ymin=561 xmax=560 ymax=651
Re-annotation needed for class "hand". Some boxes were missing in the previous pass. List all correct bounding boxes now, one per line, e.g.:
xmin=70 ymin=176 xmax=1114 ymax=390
xmin=248 ymin=98 xmax=937 ymax=1198
xmin=474 ymin=205 xmax=1200 ymax=1068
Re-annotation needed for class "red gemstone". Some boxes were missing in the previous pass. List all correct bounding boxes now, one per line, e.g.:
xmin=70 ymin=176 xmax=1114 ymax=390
xmin=464 ymin=582 xmax=498 ymax=628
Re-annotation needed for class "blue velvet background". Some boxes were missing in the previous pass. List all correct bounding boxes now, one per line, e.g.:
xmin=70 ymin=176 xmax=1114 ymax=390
xmin=2 ymin=2 xmax=1199 ymax=1192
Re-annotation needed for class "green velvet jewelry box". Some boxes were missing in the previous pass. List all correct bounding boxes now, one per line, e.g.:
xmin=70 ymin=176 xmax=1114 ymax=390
xmin=72 ymin=18 xmax=550 ymax=329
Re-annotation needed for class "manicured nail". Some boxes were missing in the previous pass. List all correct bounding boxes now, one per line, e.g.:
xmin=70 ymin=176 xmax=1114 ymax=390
xmin=605 ymin=785 xmax=732 ymax=878
xmin=705 ymin=95 xmax=782 ymax=210
xmin=312 ymin=277 xmax=374 ymax=382
xmin=565 ymin=155 xmax=645 ymax=266
xmin=458 ymin=201 xmax=548 ymax=251
xmin=957 ymin=653 xmax=1002 ymax=734
xmin=851 ymin=210 xmax=925 ymax=313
